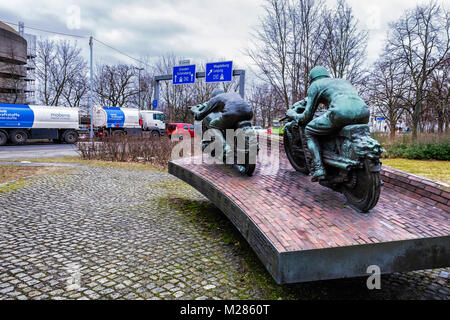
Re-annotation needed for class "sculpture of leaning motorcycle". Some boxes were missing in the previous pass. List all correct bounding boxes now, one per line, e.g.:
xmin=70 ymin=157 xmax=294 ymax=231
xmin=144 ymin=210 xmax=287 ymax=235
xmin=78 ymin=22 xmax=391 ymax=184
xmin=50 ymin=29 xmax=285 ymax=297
xmin=189 ymin=89 xmax=259 ymax=176
xmin=284 ymin=66 xmax=384 ymax=212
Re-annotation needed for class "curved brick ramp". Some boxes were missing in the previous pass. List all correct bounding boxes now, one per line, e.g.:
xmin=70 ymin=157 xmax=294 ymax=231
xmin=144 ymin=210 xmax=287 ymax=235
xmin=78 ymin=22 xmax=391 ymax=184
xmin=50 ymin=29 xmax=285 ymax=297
xmin=169 ymin=141 xmax=450 ymax=284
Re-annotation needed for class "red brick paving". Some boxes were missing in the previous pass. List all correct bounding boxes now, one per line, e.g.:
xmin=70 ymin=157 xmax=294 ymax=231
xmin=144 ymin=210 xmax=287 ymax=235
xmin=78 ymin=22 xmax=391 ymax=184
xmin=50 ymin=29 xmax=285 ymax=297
xmin=170 ymin=140 xmax=450 ymax=254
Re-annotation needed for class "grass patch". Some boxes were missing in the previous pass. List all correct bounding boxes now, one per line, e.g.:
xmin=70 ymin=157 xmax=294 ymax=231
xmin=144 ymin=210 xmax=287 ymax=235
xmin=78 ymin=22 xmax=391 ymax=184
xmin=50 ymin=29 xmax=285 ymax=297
xmin=382 ymin=158 xmax=450 ymax=184
xmin=0 ymin=156 xmax=163 ymax=171
xmin=162 ymin=197 xmax=295 ymax=300
xmin=0 ymin=165 xmax=70 ymax=193
xmin=0 ymin=165 xmax=62 ymax=184
xmin=0 ymin=179 xmax=29 ymax=193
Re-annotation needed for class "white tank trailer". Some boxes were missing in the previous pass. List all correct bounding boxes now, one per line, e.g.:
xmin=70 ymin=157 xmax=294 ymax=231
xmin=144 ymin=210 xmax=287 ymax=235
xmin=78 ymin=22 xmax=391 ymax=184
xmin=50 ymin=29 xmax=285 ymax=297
xmin=0 ymin=103 xmax=80 ymax=145
xmin=93 ymin=105 xmax=165 ymax=137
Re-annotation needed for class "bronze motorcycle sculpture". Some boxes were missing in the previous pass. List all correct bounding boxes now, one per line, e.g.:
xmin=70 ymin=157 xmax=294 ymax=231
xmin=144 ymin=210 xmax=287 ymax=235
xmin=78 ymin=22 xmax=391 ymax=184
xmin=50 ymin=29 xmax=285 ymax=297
xmin=189 ymin=90 xmax=258 ymax=176
xmin=283 ymin=101 xmax=384 ymax=212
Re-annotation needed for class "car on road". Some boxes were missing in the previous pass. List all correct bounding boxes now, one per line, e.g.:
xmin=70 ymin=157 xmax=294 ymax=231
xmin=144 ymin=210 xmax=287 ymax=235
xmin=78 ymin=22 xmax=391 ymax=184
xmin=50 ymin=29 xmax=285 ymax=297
xmin=253 ymin=126 xmax=272 ymax=135
xmin=167 ymin=123 xmax=194 ymax=140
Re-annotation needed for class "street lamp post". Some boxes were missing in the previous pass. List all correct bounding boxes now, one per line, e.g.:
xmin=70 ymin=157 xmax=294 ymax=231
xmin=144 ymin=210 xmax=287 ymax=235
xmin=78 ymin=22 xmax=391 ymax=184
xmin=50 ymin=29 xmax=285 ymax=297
xmin=134 ymin=67 xmax=144 ymax=110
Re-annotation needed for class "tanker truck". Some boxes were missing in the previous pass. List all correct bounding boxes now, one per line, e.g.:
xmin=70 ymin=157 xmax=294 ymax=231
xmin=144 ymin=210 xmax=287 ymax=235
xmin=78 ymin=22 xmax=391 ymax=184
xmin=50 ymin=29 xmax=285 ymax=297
xmin=93 ymin=105 xmax=141 ymax=137
xmin=93 ymin=105 xmax=165 ymax=137
xmin=0 ymin=103 xmax=80 ymax=146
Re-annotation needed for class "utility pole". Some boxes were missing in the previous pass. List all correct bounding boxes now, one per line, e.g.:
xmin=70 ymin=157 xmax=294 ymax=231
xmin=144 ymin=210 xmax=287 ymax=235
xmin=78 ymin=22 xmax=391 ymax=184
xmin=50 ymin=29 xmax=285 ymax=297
xmin=89 ymin=36 xmax=94 ymax=140
xmin=134 ymin=67 xmax=144 ymax=110
xmin=18 ymin=22 xmax=24 ymax=36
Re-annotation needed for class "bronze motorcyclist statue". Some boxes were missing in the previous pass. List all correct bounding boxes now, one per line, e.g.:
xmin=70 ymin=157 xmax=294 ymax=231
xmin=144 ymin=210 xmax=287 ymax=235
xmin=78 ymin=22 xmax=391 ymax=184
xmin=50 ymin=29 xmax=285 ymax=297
xmin=286 ymin=66 xmax=371 ymax=182
xmin=189 ymin=89 xmax=257 ymax=175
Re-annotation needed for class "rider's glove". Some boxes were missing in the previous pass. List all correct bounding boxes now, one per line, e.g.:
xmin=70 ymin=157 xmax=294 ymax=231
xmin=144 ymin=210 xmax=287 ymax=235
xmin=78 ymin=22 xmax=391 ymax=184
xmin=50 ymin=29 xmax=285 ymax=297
xmin=286 ymin=108 xmax=298 ymax=121
xmin=292 ymin=101 xmax=303 ymax=109
xmin=297 ymin=114 xmax=306 ymax=125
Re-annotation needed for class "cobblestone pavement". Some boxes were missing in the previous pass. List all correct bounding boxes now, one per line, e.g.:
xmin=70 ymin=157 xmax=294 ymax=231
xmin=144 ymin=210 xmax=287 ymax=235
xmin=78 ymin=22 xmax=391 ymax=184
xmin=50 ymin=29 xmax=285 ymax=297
xmin=0 ymin=164 xmax=448 ymax=300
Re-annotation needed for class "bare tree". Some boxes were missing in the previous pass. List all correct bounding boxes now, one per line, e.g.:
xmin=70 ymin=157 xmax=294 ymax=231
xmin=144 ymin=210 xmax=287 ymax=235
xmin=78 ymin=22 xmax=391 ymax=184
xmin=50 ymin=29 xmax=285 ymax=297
xmin=94 ymin=64 xmax=136 ymax=107
xmin=34 ymin=39 xmax=55 ymax=105
xmin=62 ymin=72 xmax=88 ymax=108
xmin=288 ymin=0 xmax=326 ymax=101
xmin=386 ymin=1 xmax=450 ymax=139
xmin=34 ymin=39 xmax=88 ymax=107
xmin=246 ymin=0 xmax=292 ymax=110
xmin=428 ymin=54 xmax=450 ymax=132
xmin=50 ymin=41 xmax=86 ymax=106
xmin=321 ymin=0 xmax=369 ymax=87
xmin=247 ymin=0 xmax=367 ymax=112
xmin=367 ymin=54 xmax=409 ymax=137
xmin=248 ymin=82 xmax=284 ymax=127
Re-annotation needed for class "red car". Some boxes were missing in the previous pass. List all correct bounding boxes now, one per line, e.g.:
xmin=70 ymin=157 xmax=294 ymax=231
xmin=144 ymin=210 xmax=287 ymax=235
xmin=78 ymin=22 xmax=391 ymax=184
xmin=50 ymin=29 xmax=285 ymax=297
xmin=167 ymin=123 xmax=195 ymax=139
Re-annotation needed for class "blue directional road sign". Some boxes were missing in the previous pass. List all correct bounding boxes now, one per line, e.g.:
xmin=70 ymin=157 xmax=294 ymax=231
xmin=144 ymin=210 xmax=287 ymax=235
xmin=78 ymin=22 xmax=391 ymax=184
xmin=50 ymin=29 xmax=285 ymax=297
xmin=205 ymin=61 xmax=233 ymax=83
xmin=173 ymin=64 xmax=196 ymax=85
xmin=152 ymin=99 xmax=158 ymax=109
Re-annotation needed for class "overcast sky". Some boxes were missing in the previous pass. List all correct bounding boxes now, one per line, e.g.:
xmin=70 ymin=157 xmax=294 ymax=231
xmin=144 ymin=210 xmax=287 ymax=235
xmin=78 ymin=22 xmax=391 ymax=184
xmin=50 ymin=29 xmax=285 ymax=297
xmin=0 ymin=0 xmax=448 ymax=74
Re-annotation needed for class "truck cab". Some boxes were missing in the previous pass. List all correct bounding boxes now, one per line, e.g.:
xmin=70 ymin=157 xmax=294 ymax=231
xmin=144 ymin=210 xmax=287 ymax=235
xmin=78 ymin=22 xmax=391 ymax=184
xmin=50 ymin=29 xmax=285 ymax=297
xmin=140 ymin=110 xmax=165 ymax=136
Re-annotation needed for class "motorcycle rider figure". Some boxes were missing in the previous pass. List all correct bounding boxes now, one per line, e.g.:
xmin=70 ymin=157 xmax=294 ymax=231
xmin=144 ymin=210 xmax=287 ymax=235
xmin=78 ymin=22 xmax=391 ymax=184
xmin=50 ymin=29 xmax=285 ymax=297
xmin=286 ymin=66 xmax=370 ymax=182
xmin=189 ymin=89 xmax=254 ymax=174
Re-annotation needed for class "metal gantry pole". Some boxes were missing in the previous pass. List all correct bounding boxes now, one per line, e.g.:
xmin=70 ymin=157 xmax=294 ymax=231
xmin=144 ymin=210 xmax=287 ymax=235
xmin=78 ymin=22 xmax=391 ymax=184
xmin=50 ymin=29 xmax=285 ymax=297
xmin=238 ymin=70 xmax=245 ymax=99
xmin=89 ymin=36 xmax=94 ymax=140
xmin=154 ymin=80 xmax=160 ymax=111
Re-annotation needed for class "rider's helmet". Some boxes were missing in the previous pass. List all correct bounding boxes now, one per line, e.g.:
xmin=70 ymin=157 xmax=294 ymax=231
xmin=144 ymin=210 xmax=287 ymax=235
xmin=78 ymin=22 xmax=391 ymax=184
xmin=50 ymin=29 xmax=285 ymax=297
xmin=211 ymin=88 xmax=224 ymax=98
xmin=309 ymin=66 xmax=330 ymax=84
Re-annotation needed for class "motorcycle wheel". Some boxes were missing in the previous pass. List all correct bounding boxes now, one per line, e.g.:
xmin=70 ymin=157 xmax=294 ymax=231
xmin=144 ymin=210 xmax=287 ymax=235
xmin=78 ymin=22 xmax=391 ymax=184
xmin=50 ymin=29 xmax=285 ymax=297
xmin=342 ymin=165 xmax=381 ymax=213
xmin=283 ymin=127 xmax=309 ymax=174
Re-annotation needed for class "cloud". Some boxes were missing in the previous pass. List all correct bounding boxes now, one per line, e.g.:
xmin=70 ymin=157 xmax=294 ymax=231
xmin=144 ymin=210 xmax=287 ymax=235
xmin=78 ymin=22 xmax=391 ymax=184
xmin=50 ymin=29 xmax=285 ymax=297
xmin=1 ymin=0 xmax=448 ymax=71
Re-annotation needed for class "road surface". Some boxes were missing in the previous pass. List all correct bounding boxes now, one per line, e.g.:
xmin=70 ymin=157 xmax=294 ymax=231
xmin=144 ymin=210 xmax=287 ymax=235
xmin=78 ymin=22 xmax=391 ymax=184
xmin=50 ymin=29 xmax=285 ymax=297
xmin=0 ymin=142 xmax=79 ymax=160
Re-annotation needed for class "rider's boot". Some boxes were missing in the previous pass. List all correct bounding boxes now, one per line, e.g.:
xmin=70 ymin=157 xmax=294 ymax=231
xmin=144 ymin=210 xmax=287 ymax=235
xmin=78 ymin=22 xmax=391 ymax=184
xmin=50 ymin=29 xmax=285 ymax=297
xmin=311 ymin=162 xmax=326 ymax=182
xmin=305 ymin=132 xmax=326 ymax=182
xmin=224 ymin=144 xmax=233 ymax=159
xmin=235 ymin=164 xmax=247 ymax=175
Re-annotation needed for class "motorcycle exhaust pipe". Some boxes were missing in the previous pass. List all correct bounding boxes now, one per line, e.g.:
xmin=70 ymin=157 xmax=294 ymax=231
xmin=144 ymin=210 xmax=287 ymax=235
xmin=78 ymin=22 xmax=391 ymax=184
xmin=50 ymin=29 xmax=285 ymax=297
xmin=323 ymin=156 xmax=360 ymax=171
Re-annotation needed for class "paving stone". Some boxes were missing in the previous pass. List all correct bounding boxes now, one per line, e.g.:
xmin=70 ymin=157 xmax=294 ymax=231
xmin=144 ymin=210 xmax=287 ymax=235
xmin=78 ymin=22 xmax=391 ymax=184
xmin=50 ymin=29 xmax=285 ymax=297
xmin=0 ymin=164 xmax=447 ymax=301
xmin=0 ymin=287 xmax=14 ymax=294
xmin=123 ymin=293 xmax=137 ymax=299
xmin=152 ymin=287 xmax=164 ymax=294
xmin=203 ymin=285 xmax=216 ymax=290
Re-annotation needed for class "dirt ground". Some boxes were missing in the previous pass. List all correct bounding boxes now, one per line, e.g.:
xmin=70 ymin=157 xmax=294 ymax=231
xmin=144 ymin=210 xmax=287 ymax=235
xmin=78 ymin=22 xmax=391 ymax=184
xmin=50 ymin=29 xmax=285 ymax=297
xmin=0 ymin=165 xmax=61 ymax=184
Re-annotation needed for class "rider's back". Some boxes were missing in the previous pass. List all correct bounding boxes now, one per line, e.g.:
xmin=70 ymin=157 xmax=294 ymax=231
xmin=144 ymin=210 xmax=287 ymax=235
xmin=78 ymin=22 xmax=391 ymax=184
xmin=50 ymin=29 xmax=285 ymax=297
xmin=310 ymin=78 xmax=369 ymax=125
xmin=209 ymin=92 xmax=253 ymax=117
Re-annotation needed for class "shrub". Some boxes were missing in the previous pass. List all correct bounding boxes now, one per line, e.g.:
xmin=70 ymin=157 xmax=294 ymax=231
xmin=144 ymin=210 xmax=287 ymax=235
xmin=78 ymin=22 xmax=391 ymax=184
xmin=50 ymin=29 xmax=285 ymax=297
xmin=385 ymin=141 xmax=450 ymax=160
xmin=77 ymin=135 xmax=176 ymax=169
